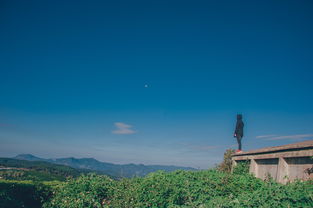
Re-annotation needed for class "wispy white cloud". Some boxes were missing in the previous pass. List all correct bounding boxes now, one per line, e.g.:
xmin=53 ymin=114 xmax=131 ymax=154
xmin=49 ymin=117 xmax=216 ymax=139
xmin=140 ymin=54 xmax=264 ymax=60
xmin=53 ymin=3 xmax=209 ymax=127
xmin=112 ymin=122 xmax=136 ymax=135
xmin=266 ymin=134 xmax=313 ymax=141
xmin=257 ymin=134 xmax=313 ymax=141
xmin=256 ymin=135 xmax=277 ymax=139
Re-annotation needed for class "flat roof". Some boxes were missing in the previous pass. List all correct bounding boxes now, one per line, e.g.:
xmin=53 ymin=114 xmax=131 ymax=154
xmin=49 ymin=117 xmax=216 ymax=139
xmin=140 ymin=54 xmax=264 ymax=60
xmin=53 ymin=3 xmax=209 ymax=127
xmin=233 ymin=140 xmax=313 ymax=157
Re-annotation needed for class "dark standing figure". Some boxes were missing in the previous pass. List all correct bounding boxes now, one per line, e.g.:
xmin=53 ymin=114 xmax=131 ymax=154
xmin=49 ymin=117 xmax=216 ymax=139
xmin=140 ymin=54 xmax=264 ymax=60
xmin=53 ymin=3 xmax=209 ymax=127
xmin=234 ymin=114 xmax=244 ymax=152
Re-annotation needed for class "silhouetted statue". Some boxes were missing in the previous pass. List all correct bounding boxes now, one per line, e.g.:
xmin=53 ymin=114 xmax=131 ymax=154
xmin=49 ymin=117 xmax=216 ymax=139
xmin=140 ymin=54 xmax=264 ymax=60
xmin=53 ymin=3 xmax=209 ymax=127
xmin=234 ymin=114 xmax=244 ymax=152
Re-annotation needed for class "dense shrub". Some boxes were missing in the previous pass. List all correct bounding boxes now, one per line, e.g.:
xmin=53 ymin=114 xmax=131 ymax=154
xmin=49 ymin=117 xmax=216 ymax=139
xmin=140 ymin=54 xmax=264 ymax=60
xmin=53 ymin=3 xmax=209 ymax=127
xmin=0 ymin=180 xmax=52 ymax=208
xmin=43 ymin=174 xmax=114 ymax=208
xmin=232 ymin=160 xmax=250 ymax=175
xmin=43 ymin=170 xmax=313 ymax=208
xmin=217 ymin=149 xmax=236 ymax=173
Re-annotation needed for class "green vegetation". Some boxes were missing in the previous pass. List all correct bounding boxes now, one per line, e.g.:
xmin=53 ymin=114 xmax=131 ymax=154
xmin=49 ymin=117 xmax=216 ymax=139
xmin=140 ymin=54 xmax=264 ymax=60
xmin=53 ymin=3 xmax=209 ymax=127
xmin=217 ymin=149 xmax=236 ymax=173
xmin=0 ymin=169 xmax=67 ymax=181
xmin=0 ymin=158 xmax=90 ymax=181
xmin=1 ymin=156 xmax=312 ymax=208
xmin=232 ymin=160 xmax=250 ymax=175
xmin=43 ymin=170 xmax=313 ymax=208
xmin=0 ymin=180 xmax=53 ymax=208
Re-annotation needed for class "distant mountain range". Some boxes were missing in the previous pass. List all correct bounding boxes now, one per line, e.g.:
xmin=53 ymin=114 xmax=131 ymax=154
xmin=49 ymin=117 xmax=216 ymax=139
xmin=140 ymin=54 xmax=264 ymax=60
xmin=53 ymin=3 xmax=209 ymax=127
xmin=14 ymin=154 xmax=196 ymax=178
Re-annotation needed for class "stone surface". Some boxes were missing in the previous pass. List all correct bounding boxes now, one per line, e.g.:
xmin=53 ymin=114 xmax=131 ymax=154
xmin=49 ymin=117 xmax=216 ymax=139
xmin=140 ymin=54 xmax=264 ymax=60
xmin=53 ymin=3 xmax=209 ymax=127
xmin=232 ymin=140 xmax=313 ymax=183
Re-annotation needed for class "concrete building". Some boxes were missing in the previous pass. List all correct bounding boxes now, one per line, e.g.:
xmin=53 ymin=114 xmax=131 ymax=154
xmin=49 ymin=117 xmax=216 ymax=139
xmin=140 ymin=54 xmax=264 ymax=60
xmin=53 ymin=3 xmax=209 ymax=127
xmin=232 ymin=140 xmax=313 ymax=183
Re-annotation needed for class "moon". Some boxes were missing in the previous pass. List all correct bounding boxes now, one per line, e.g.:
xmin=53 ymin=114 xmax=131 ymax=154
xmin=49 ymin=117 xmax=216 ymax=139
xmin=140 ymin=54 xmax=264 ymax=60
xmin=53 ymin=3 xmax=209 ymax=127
xmin=144 ymin=84 xmax=148 ymax=88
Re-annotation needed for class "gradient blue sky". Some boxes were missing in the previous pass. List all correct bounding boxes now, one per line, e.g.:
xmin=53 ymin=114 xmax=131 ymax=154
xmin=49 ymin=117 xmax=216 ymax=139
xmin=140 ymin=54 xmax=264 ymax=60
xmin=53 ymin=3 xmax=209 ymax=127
xmin=1 ymin=0 xmax=313 ymax=168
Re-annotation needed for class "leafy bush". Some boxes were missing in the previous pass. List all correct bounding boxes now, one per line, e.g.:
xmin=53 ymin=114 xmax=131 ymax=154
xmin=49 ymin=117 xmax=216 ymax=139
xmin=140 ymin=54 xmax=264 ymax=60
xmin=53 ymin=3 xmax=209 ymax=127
xmin=43 ymin=174 xmax=114 ymax=208
xmin=0 ymin=180 xmax=52 ymax=208
xmin=43 ymin=170 xmax=313 ymax=208
xmin=232 ymin=160 xmax=250 ymax=175
xmin=218 ymin=149 xmax=236 ymax=173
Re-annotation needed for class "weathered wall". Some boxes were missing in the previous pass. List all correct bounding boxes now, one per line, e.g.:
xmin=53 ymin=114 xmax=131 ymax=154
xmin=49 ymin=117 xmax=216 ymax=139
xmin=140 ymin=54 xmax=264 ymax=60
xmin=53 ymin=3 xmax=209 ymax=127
xmin=232 ymin=141 xmax=313 ymax=183
xmin=255 ymin=158 xmax=278 ymax=180
xmin=285 ymin=157 xmax=313 ymax=181
xmin=233 ymin=156 xmax=313 ymax=183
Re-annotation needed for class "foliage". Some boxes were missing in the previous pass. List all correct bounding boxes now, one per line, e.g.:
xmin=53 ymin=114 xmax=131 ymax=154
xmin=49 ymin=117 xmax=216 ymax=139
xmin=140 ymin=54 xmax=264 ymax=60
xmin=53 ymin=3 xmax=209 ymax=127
xmin=0 ymin=169 xmax=66 ymax=181
xmin=217 ymin=149 xmax=236 ymax=173
xmin=232 ymin=160 xmax=250 ymax=175
xmin=43 ymin=174 xmax=114 ymax=208
xmin=0 ymin=180 xmax=53 ymax=208
xmin=0 ymin=158 xmax=86 ymax=181
xmin=43 ymin=170 xmax=313 ymax=208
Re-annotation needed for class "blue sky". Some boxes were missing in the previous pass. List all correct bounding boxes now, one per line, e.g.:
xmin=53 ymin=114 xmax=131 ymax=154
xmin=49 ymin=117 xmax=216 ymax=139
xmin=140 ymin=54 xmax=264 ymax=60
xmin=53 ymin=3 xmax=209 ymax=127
xmin=1 ymin=0 xmax=313 ymax=168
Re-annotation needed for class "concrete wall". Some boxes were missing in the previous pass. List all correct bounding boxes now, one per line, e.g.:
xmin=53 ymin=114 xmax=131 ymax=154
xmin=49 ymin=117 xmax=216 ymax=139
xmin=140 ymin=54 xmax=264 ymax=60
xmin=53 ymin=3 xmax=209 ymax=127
xmin=285 ymin=157 xmax=313 ymax=181
xmin=255 ymin=158 xmax=279 ymax=180
xmin=232 ymin=148 xmax=313 ymax=183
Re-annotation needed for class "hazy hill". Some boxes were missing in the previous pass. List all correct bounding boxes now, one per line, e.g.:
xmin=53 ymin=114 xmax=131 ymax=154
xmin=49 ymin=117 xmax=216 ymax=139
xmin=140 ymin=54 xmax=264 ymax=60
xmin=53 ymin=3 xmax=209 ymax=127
xmin=14 ymin=154 xmax=52 ymax=163
xmin=0 ymin=157 xmax=90 ymax=181
xmin=14 ymin=154 xmax=196 ymax=178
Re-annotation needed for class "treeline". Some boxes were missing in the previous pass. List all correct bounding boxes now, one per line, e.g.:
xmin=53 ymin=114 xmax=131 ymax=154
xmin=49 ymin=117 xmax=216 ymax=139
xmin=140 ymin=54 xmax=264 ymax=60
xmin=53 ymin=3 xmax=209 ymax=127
xmin=0 ymin=158 xmax=88 ymax=181
xmin=0 ymin=169 xmax=66 ymax=181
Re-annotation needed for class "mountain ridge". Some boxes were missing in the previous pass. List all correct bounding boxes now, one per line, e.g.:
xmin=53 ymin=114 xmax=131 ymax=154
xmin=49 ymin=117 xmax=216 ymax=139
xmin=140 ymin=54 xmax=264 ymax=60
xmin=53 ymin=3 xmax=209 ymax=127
xmin=14 ymin=154 xmax=196 ymax=178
